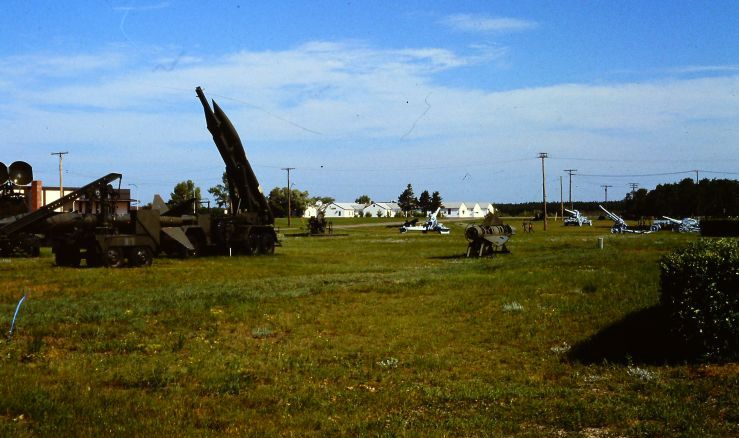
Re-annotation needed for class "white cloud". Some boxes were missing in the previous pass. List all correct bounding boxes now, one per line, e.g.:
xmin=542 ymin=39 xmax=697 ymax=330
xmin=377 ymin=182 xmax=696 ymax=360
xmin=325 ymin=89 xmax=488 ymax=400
xmin=441 ymin=13 xmax=538 ymax=33
xmin=1 ymin=43 xmax=737 ymax=202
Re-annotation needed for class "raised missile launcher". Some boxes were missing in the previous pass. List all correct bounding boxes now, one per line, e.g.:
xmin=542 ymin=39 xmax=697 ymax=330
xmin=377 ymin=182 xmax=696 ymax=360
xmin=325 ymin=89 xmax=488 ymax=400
xmin=186 ymin=86 xmax=277 ymax=255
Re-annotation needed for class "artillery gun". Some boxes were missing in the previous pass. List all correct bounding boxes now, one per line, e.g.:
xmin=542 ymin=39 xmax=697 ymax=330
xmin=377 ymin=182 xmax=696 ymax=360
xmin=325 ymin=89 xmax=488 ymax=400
xmin=464 ymin=213 xmax=514 ymax=257
xmin=599 ymin=204 xmax=658 ymax=234
xmin=307 ymin=202 xmax=329 ymax=235
xmin=563 ymin=209 xmax=592 ymax=226
xmin=399 ymin=207 xmax=450 ymax=234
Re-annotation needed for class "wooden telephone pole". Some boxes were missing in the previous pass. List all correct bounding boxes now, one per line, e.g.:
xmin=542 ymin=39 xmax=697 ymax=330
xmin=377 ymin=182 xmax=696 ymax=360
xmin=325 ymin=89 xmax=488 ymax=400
xmin=282 ymin=167 xmax=295 ymax=226
xmin=51 ymin=151 xmax=68 ymax=211
xmin=538 ymin=153 xmax=548 ymax=230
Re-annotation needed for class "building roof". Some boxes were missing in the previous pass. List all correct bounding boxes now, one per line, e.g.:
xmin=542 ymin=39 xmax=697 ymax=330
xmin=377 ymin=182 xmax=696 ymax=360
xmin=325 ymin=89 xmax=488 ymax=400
xmin=443 ymin=202 xmax=466 ymax=209
xmin=329 ymin=202 xmax=357 ymax=211
xmin=368 ymin=201 xmax=400 ymax=211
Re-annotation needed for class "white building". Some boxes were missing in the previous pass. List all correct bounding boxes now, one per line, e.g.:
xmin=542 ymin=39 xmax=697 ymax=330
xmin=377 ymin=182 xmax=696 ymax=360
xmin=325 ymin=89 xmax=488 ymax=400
xmin=442 ymin=202 xmax=496 ymax=218
xmin=477 ymin=202 xmax=496 ymax=216
xmin=16 ymin=181 xmax=131 ymax=215
xmin=323 ymin=202 xmax=358 ymax=218
xmin=443 ymin=202 xmax=470 ymax=218
xmin=363 ymin=201 xmax=401 ymax=218
xmin=303 ymin=204 xmax=319 ymax=218
xmin=467 ymin=202 xmax=484 ymax=218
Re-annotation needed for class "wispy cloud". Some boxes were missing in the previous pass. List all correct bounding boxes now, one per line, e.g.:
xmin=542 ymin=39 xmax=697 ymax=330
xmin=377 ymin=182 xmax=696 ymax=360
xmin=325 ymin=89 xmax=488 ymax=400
xmin=111 ymin=1 xmax=171 ymax=12
xmin=668 ymin=64 xmax=739 ymax=74
xmin=1 ymin=43 xmax=736 ymax=202
xmin=0 ymin=52 xmax=127 ymax=79
xmin=441 ymin=13 xmax=538 ymax=34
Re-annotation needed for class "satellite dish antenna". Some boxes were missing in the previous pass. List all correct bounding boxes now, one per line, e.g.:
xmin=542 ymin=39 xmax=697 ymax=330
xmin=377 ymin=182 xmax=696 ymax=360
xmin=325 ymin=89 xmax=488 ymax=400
xmin=9 ymin=161 xmax=33 ymax=185
xmin=0 ymin=162 xmax=7 ymax=184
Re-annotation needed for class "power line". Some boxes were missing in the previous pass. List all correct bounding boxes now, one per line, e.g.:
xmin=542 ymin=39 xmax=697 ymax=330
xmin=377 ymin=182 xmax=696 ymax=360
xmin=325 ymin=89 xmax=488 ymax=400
xmin=579 ymin=171 xmax=694 ymax=178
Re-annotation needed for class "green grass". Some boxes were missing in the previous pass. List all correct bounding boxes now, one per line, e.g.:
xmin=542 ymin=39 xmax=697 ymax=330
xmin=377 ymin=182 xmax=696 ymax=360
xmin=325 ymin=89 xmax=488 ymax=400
xmin=0 ymin=221 xmax=736 ymax=436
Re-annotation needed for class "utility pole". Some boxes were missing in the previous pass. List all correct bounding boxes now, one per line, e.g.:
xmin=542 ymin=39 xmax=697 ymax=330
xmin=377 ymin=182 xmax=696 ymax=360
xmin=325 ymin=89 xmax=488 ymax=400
xmin=601 ymin=184 xmax=613 ymax=203
xmin=628 ymin=182 xmax=639 ymax=196
xmin=564 ymin=169 xmax=577 ymax=209
xmin=559 ymin=175 xmax=564 ymax=221
xmin=538 ymin=152 xmax=548 ymax=230
xmin=128 ymin=183 xmax=138 ymax=210
xmin=693 ymin=169 xmax=699 ymax=184
xmin=51 ymin=151 xmax=68 ymax=211
xmin=281 ymin=167 xmax=295 ymax=226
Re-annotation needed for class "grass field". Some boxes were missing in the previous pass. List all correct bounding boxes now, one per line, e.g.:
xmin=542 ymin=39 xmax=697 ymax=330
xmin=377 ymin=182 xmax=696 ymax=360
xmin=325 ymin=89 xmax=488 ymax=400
xmin=0 ymin=219 xmax=737 ymax=436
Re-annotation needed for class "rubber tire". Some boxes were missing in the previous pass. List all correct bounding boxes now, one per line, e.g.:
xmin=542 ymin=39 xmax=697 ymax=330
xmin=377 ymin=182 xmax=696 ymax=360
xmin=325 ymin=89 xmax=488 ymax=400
xmin=128 ymin=247 xmax=153 ymax=267
xmin=105 ymin=247 xmax=125 ymax=268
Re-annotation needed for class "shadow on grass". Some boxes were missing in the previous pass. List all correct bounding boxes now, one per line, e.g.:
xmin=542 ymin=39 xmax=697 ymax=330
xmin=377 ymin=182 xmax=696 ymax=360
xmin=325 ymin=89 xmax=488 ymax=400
xmin=430 ymin=254 xmax=468 ymax=260
xmin=568 ymin=305 xmax=703 ymax=365
xmin=430 ymin=253 xmax=512 ymax=260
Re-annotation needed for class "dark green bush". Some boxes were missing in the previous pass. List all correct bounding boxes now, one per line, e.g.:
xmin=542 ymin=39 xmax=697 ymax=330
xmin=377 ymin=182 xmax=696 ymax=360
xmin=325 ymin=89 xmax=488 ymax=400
xmin=700 ymin=218 xmax=739 ymax=237
xmin=660 ymin=238 xmax=739 ymax=360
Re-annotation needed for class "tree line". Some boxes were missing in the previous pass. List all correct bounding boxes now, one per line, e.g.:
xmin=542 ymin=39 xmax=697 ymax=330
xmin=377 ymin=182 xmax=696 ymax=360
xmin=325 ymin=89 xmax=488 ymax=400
xmin=495 ymin=178 xmax=739 ymax=219
xmin=169 ymin=176 xmax=738 ymax=219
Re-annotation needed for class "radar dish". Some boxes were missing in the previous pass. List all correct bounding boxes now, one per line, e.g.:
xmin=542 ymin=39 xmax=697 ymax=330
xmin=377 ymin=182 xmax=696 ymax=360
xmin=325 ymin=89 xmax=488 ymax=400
xmin=9 ymin=161 xmax=33 ymax=185
xmin=0 ymin=162 xmax=7 ymax=184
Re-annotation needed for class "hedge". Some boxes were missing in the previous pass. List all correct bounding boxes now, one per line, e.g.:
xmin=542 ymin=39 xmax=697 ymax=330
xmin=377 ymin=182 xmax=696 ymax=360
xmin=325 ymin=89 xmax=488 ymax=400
xmin=660 ymin=238 xmax=739 ymax=360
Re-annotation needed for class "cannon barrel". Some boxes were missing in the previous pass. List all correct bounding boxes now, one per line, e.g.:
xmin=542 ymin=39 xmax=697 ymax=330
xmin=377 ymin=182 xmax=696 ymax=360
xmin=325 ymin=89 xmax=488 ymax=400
xmin=464 ymin=224 xmax=514 ymax=242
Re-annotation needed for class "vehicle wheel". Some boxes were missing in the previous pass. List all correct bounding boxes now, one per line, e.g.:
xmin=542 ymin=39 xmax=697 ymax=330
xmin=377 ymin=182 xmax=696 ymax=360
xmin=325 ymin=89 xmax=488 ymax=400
xmin=259 ymin=233 xmax=275 ymax=255
xmin=105 ymin=247 xmax=125 ymax=268
xmin=246 ymin=233 xmax=260 ymax=255
xmin=55 ymin=245 xmax=81 ymax=267
xmin=86 ymin=247 xmax=104 ymax=267
xmin=128 ymin=247 xmax=153 ymax=267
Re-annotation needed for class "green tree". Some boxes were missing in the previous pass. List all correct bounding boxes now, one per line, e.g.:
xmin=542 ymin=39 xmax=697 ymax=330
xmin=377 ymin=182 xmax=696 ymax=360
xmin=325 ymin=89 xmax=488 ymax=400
xmin=418 ymin=190 xmax=431 ymax=213
xmin=398 ymin=183 xmax=418 ymax=215
xmin=169 ymin=180 xmax=201 ymax=206
xmin=207 ymin=172 xmax=230 ymax=209
xmin=355 ymin=194 xmax=371 ymax=205
xmin=311 ymin=196 xmax=335 ymax=205
xmin=268 ymin=187 xmax=310 ymax=217
xmin=430 ymin=191 xmax=443 ymax=212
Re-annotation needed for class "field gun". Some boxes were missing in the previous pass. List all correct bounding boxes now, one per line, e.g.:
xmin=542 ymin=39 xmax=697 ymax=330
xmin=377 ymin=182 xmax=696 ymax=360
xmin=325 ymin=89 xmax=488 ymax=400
xmin=599 ymin=204 xmax=657 ymax=234
xmin=663 ymin=216 xmax=700 ymax=233
xmin=464 ymin=213 xmax=514 ymax=257
xmin=399 ymin=208 xmax=450 ymax=234
xmin=308 ymin=202 xmax=329 ymax=235
xmin=563 ymin=209 xmax=592 ymax=226
xmin=185 ymin=86 xmax=277 ymax=255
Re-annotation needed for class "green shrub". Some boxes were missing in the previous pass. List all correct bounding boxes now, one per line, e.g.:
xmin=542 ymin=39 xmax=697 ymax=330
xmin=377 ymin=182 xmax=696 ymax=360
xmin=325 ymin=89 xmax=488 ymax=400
xmin=659 ymin=238 xmax=739 ymax=359
xmin=700 ymin=218 xmax=739 ymax=237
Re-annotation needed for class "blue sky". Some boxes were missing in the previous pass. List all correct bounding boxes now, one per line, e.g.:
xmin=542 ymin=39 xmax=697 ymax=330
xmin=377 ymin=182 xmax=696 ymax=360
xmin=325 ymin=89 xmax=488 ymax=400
xmin=1 ymin=1 xmax=737 ymax=205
